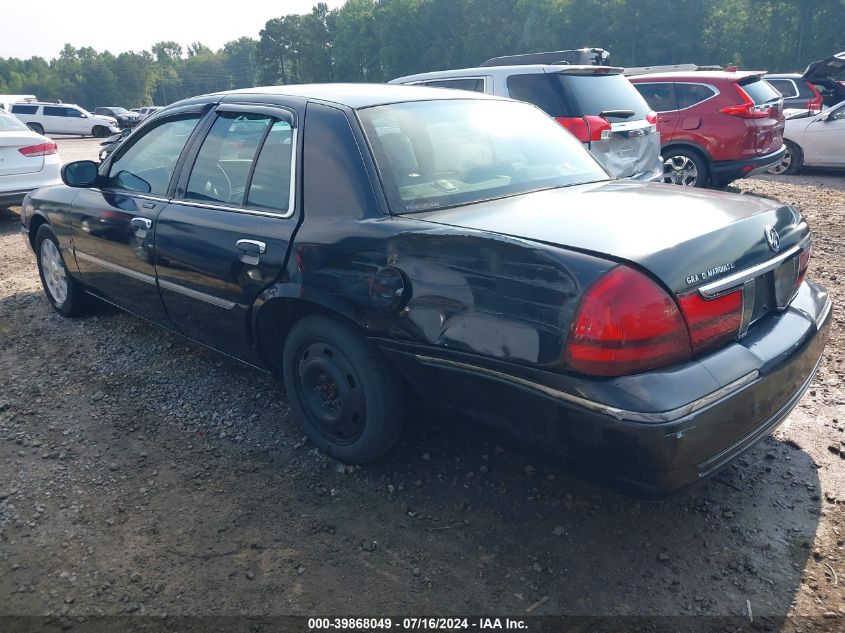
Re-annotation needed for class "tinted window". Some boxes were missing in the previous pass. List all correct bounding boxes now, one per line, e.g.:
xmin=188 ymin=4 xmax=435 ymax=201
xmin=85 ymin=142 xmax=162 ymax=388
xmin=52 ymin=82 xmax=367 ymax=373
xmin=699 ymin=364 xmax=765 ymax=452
xmin=506 ymin=74 xmax=572 ymax=117
xmin=246 ymin=119 xmax=294 ymax=212
xmin=675 ymin=83 xmax=717 ymax=109
xmin=43 ymin=106 xmax=68 ymax=116
xmin=633 ymin=82 xmax=677 ymax=112
xmin=766 ymin=79 xmax=798 ymax=98
xmin=739 ymin=77 xmax=781 ymax=105
xmin=359 ymin=99 xmax=607 ymax=214
xmin=559 ymin=73 xmax=649 ymax=121
xmin=186 ymin=112 xmax=273 ymax=206
xmin=422 ymin=78 xmax=485 ymax=93
xmin=11 ymin=104 xmax=38 ymax=114
xmin=106 ymin=114 xmax=201 ymax=195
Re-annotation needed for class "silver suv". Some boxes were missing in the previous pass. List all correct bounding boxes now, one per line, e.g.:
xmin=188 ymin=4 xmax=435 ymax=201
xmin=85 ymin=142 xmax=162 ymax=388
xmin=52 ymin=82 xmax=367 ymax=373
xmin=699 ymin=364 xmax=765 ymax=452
xmin=10 ymin=101 xmax=120 ymax=138
xmin=391 ymin=52 xmax=662 ymax=181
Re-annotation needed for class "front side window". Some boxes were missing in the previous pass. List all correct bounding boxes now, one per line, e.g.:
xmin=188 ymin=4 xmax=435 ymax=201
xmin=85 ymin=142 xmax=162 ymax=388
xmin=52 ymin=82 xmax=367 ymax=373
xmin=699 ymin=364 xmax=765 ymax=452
xmin=105 ymin=114 xmax=201 ymax=196
xmin=633 ymin=82 xmax=677 ymax=112
xmin=674 ymin=83 xmax=717 ymax=109
xmin=358 ymin=99 xmax=608 ymax=214
xmin=423 ymin=78 xmax=485 ymax=93
xmin=43 ymin=106 xmax=68 ymax=117
xmin=185 ymin=112 xmax=273 ymax=206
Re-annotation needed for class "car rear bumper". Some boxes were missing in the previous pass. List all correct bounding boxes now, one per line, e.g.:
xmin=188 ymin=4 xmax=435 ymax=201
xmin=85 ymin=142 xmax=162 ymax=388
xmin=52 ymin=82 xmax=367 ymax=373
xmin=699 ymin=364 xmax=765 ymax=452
xmin=710 ymin=145 xmax=787 ymax=185
xmin=377 ymin=279 xmax=831 ymax=494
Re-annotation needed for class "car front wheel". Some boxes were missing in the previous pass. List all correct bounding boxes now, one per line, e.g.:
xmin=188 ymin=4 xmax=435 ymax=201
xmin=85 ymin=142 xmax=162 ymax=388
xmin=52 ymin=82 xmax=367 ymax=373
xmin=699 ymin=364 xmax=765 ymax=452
xmin=663 ymin=148 xmax=708 ymax=187
xmin=35 ymin=225 xmax=88 ymax=317
xmin=282 ymin=315 xmax=406 ymax=464
xmin=92 ymin=126 xmax=109 ymax=138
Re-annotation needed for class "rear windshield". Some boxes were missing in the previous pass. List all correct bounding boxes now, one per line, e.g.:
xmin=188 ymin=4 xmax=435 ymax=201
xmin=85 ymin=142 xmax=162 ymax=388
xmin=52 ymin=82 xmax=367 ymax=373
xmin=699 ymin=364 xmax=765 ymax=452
xmin=558 ymin=73 xmax=650 ymax=121
xmin=358 ymin=99 xmax=608 ymax=214
xmin=0 ymin=111 xmax=30 ymax=132
xmin=738 ymin=77 xmax=782 ymax=105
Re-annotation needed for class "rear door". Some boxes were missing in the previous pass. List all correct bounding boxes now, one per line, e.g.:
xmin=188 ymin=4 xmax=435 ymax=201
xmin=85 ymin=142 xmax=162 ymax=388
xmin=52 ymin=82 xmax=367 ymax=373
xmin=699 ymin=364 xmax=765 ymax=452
xmin=154 ymin=103 xmax=299 ymax=361
xmin=633 ymin=81 xmax=679 ymax=137
xmin=70 ymin=105 xmax=208 ymax=323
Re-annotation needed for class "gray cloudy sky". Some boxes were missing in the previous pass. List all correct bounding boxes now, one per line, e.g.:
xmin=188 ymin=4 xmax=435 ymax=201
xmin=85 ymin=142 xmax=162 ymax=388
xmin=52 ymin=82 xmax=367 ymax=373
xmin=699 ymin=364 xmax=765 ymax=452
xmin=2 ymin=0 xmax=344 ymax=60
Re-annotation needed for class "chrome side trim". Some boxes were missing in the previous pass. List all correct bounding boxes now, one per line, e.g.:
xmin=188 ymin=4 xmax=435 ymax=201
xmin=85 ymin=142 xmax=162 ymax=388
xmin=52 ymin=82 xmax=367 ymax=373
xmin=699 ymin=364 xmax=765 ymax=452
xmin=158 ymin=279 xmax=237 ymax=310
xmin=816 ymin=295 xmax=832 ymax=330
xmin=74 ymin=250 xmax=156 ymax=285
xmin=698 ymin=235 xmax=811 ymax=298
xmin=414 ymin=354 xmax=759 ymax=424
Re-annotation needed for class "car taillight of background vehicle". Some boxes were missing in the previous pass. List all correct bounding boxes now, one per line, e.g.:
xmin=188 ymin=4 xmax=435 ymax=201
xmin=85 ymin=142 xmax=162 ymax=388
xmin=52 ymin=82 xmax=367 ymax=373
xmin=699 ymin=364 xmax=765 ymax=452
xmin=555 ymin=115 xmax=612 ymax=143
xmin=18 ymin=142 xmax=57 ymax=157
xmin=718 ymin=84 xmax=778 ymax=119
xmin=564 ymin=266 xmax=693 ymax=376
xmin=807 ymin=88 xmax=823 ymax=113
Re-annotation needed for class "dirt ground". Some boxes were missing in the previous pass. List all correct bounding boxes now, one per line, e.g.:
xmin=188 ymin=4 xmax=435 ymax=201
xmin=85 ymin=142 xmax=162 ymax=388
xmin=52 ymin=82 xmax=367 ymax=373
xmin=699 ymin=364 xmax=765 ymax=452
xmin=0 ymin=138 xmax=843 ymax=630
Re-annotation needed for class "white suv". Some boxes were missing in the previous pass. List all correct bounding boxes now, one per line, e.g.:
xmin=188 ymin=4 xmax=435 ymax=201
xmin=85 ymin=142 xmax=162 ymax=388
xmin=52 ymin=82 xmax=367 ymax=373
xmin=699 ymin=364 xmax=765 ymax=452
xmin=10 ymin=102 xmax=120 ymax=138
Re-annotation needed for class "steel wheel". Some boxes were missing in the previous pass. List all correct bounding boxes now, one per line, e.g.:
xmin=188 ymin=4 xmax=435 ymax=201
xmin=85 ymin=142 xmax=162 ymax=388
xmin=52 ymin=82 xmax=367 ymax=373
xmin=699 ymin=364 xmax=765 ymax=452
xmin=295 ymin=340 xmax=366 ymax=445
xmin=40 ymin=239 xmax=68 ymax=306
xmin=664 ymin=155 xmax=699 ymax=186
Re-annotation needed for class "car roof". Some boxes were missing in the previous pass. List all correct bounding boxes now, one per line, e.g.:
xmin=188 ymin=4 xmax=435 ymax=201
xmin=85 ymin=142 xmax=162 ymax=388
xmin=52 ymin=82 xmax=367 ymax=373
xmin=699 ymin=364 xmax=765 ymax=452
xmin=390 ymin=65 xmax=621 ymax=83
xmin=765 ymin=73 xmax=803 ymax=79
xmin=630 ymin=70 xmax=765 ymax=83
xmin=211 ymin=83 xmax=504 ymax=109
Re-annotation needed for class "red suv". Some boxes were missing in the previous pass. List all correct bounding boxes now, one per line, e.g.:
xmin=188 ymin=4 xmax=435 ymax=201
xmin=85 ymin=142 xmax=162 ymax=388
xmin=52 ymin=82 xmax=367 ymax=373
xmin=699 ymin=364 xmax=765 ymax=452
xmin=630 ymin=71 xmax=785 ymax=187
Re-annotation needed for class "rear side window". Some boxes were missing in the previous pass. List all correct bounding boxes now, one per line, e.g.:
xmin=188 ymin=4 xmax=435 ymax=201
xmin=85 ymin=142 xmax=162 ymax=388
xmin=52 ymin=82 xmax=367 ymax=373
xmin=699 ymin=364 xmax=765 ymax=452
xmin=766 ymin=79 xmax=798 ymax=99
xmin=506 ymin=74 xmax=573 ymax=117
xmin=11 ymin=104 xmax=38 ymax=114
xmin=557 ymin=73 xmax=650 ymax=122
xmin=186 ymin=112 xmax=273 ymax=206
xmin=633 ymin=82 xmax=677 ymax=112
xmin=422 ymin=78 xmax=485 ymax=93
xmin=675 ymin=83 xmax=717 ymax=109
xmin=106 ymin=114 xmax=201 ymax=195
xmin=43 ymin=106 xmax=67 ymax=116
xmin=246 ymin=119 xmax=294 ymax=212
xmin=738 ymin=77 xmax=781 ymax=105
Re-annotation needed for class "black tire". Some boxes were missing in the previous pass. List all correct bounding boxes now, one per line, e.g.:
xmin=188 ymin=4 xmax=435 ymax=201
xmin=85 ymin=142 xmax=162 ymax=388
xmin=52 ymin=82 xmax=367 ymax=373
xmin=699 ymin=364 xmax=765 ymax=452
xmin=767 ymin=140 xmax=803 ymax=175
xmin=662 ymin=147 xmax=709 ymax=187
xmin=92 ymin=126 xmax=109 ymax=138
xmin=35 ymin=225 xmax=89 ymax=317
xmin=28 ymin=123 xmax=44 ymax=135
xmin=282 ymin=315 xmax=406 ymax=463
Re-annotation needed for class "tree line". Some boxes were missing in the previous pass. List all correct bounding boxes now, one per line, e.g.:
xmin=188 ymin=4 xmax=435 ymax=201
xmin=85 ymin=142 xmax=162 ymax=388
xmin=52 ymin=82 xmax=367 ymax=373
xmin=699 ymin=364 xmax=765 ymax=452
xmin=1 ymin=0 xmax=842 ymax=110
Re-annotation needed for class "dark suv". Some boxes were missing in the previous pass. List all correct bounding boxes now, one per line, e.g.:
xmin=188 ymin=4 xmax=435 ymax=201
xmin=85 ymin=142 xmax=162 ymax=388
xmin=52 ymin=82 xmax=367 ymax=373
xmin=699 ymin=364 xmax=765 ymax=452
xmin=630 ymin=71 xmax=785 ymax=187
xmin=766 ymin=50 xmax=845 ymax=112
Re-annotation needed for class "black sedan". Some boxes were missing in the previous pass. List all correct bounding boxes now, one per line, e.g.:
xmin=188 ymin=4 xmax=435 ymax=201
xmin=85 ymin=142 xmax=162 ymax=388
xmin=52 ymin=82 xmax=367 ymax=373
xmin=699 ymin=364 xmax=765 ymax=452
xmin=19 ymin=84 xmax=831 ymax=494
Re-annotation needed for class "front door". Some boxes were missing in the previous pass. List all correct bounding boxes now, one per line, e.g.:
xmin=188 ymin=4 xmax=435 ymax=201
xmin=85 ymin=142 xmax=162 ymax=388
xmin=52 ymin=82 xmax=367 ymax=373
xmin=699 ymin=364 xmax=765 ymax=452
xmin=802 ymin=103 xmax=845 ymax=165
xmin=70 ymin=108 xmax=207 ymax=323
xmin=154 ymin=104 xmax=299 ymax=361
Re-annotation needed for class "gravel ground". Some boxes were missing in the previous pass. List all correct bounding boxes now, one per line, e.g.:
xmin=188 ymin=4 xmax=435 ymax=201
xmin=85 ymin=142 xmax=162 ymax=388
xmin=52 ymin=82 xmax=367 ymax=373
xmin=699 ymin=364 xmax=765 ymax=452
xmin=0 ymin=138 xmax=843 ymax=629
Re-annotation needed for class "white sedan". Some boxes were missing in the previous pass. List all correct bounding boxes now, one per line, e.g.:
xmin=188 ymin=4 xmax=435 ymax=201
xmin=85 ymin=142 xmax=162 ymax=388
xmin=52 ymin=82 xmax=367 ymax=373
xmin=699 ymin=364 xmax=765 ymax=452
xmin=0 ymin=110 xmax=62 ymax=207
xmin=768 ymin=100 xmax=845 ymax=174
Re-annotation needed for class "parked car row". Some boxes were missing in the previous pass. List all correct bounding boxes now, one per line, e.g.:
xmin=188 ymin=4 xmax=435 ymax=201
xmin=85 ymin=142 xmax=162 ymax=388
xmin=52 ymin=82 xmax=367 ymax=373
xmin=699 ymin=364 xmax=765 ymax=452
xmin=19 ymin=83 xmax=830 ymax=494
xmin=10 ymin=101 xmax=120 ymax=137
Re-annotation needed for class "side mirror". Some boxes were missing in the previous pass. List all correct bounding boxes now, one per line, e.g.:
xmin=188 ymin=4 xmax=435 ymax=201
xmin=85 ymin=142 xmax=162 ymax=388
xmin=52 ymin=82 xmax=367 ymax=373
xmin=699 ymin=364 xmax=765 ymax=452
xmin=62 ymin=160 xmax=99 ymax=188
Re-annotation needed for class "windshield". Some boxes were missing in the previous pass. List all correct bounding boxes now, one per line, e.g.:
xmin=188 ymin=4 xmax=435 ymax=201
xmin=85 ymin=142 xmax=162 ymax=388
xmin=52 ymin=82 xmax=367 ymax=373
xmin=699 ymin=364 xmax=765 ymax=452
xmin=358 ymin=99 xmax=608 ymax=214
xmin=0 ymin=110 xmax=31 ymax=132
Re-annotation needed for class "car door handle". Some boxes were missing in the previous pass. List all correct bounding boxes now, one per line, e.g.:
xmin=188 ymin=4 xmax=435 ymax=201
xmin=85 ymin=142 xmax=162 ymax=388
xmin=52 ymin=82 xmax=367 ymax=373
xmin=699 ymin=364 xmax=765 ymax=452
xmin=236 ymin=239 xmax=266 ymax=255
xmin=131 ymin=217 xmax=152 ymax=230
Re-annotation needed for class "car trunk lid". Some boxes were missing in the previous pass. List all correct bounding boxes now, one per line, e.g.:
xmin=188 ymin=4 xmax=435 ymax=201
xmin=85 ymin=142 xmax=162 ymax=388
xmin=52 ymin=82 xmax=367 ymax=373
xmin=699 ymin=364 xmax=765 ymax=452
xmin=803 ymin=50 xmax=845 ymax=83
xmin=735 ymin=75 xmax=785 ymax=156
xmin=412 ymin=180 xmax=809 ymax=296
xmin=0 ymin=134 xmax=45 ymax=176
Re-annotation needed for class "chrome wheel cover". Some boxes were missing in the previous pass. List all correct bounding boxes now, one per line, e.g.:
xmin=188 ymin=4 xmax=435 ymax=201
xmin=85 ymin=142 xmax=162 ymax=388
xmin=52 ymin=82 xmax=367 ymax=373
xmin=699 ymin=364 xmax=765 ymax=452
xmin=40 ymin=239 xmax=68 ymax=305
xmin=664 ymin=155 xmax=699 ymax=186
xmin=767 ymin=147 xmax=792 ymax=174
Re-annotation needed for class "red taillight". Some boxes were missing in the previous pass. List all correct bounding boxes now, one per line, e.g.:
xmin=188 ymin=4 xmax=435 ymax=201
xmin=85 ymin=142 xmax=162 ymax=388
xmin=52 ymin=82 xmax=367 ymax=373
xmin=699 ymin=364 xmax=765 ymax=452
xmin=677 ymin=289 xmax=743 ymax=355
xmin=564 ymin=267 xmax=692 ymax=377
xmin=555 ymin=116 xmax=612 ymax=143
xmin=18 ymin=142 xmax=57 ymax=157
xmin=719 ymin=84 xmax=771 ymax=119
xmin=806 ymin=83 xmax=823 ymax=112
xmin=645 ymin=110 xmax=658 ymax=125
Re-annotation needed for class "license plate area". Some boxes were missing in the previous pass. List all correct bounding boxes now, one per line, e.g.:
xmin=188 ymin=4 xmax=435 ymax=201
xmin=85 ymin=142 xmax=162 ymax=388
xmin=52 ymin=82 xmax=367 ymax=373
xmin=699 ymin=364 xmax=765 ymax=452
xmin=749 ymin=256 xmax=800 ymax=326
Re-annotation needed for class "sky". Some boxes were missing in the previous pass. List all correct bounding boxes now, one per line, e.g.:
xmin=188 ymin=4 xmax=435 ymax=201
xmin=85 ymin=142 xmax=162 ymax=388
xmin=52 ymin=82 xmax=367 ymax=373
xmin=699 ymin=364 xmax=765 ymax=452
xmin=1 ymin=0 xmax=345 ymax=60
